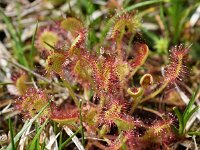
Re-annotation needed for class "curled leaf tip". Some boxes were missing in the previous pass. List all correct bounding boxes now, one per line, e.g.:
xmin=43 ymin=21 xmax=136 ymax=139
xmin=111 ymin=12 xmax=141 ymax=40
xmin=140 ymin=73 xmax=153 ymax=88
xmin=127 ymin=87 xmax=143 ymax=98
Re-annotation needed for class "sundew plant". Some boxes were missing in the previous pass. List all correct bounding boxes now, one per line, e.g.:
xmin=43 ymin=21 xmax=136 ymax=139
xmin=0 ymin=0 xmax=200 ymax=150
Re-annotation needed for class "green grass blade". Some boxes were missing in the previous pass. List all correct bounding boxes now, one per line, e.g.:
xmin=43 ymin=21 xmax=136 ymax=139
xmin=172 ymin=2 xmax=200 ymax=43
xmin=58 ymin=130 xmax=63 ymax=150
xmin=141 ymin=27 xmax=158 ymax=41
xmin=0 ymin=82 xmax=13 ymax=86
xmin=184 ymin=106 xmax=199 ymax=128
xmin=168 ymin=0 xmax=182 ymax=43
xmin=125 ymin=0 xmax=167 ymax=12
xmin=0 ymin=8 xmax=28 ymax=67
xmin=8 ymin=118 xmax=16 ymax=150
xmin=6 ymin=99 xmax=52 ymax=150
xmin=159 ymin=4 xmax=169 ymax=38
xmin=29 ymin=119 xmax=49 ymax=150
xmin=0 ymin=8 xmax=19 ymax=43
xmin=179 ymin=2 xmax=200 ymax=34
xmin=60 ymin=127 xmax=81 ymax=150
xmin=182 ymin=92 xmax=196 ymax=121
xmin=79 ymin=100 xmax=85 ymax=147
xmin=173 ymin=107 xmax=183 ymax=135
xmin=35 ymin=123 xmax=40 ymax=150
xmin=41 ymin=138 xmax=46 ymax=150
xmin=53 ymin=122 xmax=58 ymax=135
xmin=171 ymin=125 xmax=179 ymax=135
xmin=183 ymin=86 xmax=200 ymax=122
xmin=30 ymin=21 xmax=38 ymax=69
xmin=123 ymin=0 xmax=132 ymax=7
xmin=188 ymin=132 xmax=200 ymax=136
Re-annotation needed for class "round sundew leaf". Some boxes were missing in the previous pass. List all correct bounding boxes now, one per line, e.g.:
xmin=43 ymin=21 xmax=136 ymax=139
xmin=39 ymin=31 xmax=59 ymax=52
xmin=15 ymin=88 xmax=51 ymax=122
xmin=29 ymin=98 xmax=50 ymax=118
xmin=45 ymin=52 xmax=66 ymax=75
xmin=61 ymin=18 xmax=83 ymax=37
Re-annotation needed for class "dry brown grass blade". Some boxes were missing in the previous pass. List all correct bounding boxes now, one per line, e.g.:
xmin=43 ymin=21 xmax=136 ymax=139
xmin=19 ymin=124 xmax=32 ymax=150
xmin=45 ymin=126 xmax=59 ymax=150
xmin=0 ymin=99 xmax=12 ymax=109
